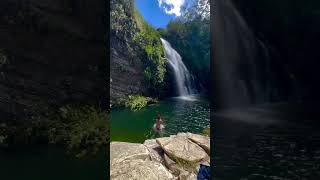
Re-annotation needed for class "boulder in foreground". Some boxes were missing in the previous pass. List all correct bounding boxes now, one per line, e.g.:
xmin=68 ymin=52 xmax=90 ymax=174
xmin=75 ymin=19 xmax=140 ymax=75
xmin=110 ymin=133 xmax=210 ymax=180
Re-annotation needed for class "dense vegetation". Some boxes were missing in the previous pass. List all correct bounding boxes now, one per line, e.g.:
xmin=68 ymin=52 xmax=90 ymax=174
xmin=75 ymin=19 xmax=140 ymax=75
xmin=111 ymin=0 xmax=167 ymax=96
xmin=110 ymin=0 xmax=210 ymax=106
xmin=48 ymin=105 xmax=108 ymax=157
xmin=122 ymin=95 xmax=158 ymax=111
xmin=0 ymin=105 xmax=108 ymax=158
xmin=133 ymin=8 xmax=167 ymax=94
xmin=202 ymin=128 xmax=210 ymax=137
xmin=124 ymin=95 xmax=148 ymax=111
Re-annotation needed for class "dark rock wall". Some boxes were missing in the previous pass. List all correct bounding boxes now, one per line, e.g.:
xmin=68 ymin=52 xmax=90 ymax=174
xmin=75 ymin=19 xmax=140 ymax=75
xmin=0 ymin=0 xmax=107 ymax=120
xmin=110 ymin=37 xmax=149 ymax=105
xmin=110 ymin=0 xmax=149 ymax=105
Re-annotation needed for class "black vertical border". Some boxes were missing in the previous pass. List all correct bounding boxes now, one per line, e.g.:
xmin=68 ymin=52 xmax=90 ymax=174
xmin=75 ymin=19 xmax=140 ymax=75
xmin=210 ymin=0 xmax=214 ymax=175
xmin=105 ymin=0 xmax=110 ymax=179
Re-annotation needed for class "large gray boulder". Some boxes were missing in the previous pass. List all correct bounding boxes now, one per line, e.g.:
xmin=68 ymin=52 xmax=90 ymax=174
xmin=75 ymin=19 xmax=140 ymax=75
xmin=143 ymin=139 xmax=165 ymax=165
xmin=178 ymin=170 xmax=197 ymax=180
xmin=187 ymin=133 xmax=210 ymax=154
xmin=164 ymin=153 xmax=184 ymax=176
xmin=110 ymin=133 xmax=210 ymax=180
xmin=110 ymin=142 xmax=150 ymax=166
xmin=110 ymin=159 xmax=174 ymax=180
xmin=156 ymin=135 xmax=208 ymax=164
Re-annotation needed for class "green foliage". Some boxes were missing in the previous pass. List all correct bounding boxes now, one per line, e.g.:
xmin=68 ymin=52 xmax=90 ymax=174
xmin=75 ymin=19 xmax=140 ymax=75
xmin=144 ymin=67 xmax=152 ymax=81
xmin=111 ymin=0 xmax=167 ymax=95
xmin=132 ymin=5 xmax=148 ymax=31
xmin=133 ymin=7 xmax=167 ymax=93
xmin=0 ymin=117 xmax=50 ymax=147
xmin=124 ymin=95 xmax=148 ymax=111
xmin=0 ymin=105 xmax=108 ymax=158
xmin=202 ymin=128 xmax=210 ymax=137
xmin=48 ymin=105 xmax=108 ymax=158
xmin=110 ymin=0 xmax=136 ymax=39
xmin=148 ymin=97 xmax=159 ymax=104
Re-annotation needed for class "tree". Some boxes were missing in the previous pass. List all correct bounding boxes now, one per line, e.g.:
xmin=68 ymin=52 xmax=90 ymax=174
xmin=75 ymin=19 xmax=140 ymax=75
xmin=180 ymin=0 xmax=210 ymax=22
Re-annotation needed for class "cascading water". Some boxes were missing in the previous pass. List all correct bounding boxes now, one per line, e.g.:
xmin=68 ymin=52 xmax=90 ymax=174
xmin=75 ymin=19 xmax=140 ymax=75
xmin=213 ymin=0 xmax=291 ymax=108
xmin=213 ymin=0 xmax=299 ymax=110
xmin=160 ymin=38 xmax=196 ymax=97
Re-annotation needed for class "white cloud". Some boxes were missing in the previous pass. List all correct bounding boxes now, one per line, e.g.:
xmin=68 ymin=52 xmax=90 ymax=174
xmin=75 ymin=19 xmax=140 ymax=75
xmin=158 ymin=0 xmax=185 ymax=16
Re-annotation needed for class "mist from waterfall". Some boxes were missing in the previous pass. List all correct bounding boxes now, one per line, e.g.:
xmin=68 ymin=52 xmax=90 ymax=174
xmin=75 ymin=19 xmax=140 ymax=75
xmin=213 ymin=0 xmax=298 ymax=109
xmin=160 ymin=38 xmax=196 ymax=97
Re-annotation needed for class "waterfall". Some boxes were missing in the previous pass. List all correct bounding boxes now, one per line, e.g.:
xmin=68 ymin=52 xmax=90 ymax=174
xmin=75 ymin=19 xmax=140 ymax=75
xmin=160 ymin=38 xmax=195 ymax=97
xmin=213 ymin=0 xmax=295 ymax=109
xmin=213 ymin=0 xmax=278 ymax=109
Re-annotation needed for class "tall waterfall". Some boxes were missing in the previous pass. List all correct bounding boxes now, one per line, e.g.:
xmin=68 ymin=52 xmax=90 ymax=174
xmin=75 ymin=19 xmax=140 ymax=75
xmin=213 ymin=0 xmax=273 ymax=108
xmin=213 ymin=0 xmax=295 ymax=109
xmin=161 ymin=38 xmax=195 ymax=96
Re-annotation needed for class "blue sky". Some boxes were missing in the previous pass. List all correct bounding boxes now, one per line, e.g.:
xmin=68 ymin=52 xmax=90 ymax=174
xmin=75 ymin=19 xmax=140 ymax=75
xmin=135 ymin=0 xmax=184 ymax=28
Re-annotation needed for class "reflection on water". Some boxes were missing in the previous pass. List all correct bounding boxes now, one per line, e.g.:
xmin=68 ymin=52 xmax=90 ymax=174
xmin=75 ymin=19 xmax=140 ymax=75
xmin=110 ymin=96 xmax=210 ymax=143
xmin=0 ymin=145 xmax=106 ymax=180
xmin=213 ymin=102 xmax=320 ymax=180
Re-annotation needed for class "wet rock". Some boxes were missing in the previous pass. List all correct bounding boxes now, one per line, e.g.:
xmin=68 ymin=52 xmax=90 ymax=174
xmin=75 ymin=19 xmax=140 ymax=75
xmin=110 ymin=133 xmax=211 ymax=179
xmin=187 ymin=133 xmax=210 ymax=154
xmin=164 ymin=153 xmax=184 ymax=176
xmin=110 ymin=159 xmax=174 ymax=180
xmin=110 ymin=142 xmax=150 ymax=166
xmin=178 ymin=170 xmax=197 ymax=180
xmin=110 ymin=0 xmax=149 ymax=104
xmin=156 ymin=135 xmax=208 ymax=164
xmin=143 ymin=139 xmax=165 ymax=165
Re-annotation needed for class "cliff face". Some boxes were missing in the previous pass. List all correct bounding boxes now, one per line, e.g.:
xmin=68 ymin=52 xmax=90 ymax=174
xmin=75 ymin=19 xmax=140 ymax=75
xmin=0 ymin=0 xmax=107 ymax=121
xmin=110 ymin=0 xmax=149 ymax=105
xmin=110 ymin=37 xmax=149 ymax=105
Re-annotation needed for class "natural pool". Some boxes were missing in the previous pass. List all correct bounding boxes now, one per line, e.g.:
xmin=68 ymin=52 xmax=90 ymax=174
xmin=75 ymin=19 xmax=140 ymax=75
xmin=0 ymin=145 xmax=106 ymax=180
xmin=213 ymin=102 xmax=320 ymax=179
xmin=110 ymin=95 xmax=210 ymax=143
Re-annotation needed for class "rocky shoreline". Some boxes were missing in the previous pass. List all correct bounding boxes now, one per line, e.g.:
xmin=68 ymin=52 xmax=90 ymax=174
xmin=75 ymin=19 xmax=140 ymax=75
xmin=110 ymin=133 xmax=210 ymax=180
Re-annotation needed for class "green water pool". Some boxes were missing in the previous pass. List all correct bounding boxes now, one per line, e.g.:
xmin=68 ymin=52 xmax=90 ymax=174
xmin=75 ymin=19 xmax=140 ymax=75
xmin=110 ymin=95 xmax=210 ymax=143
xmin=0 ymin=145 xmax=106 ymax=179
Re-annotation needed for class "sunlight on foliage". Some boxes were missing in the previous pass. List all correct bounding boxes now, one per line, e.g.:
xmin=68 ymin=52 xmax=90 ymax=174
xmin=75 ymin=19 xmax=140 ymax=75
xmin=124 ymin=95 xmax=148 ymax=111
xmin=48 ymin=105 xmax=108 ymax=158
xmin=133 ymin=7 xmax=167 ymax=92
xmin=202 ymin=128 xmax=210 ymax=137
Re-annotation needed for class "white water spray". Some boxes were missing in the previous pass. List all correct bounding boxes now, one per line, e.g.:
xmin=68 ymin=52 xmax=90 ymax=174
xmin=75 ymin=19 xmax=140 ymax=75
xmin=161 ymin=38 xmax=196 ymax=97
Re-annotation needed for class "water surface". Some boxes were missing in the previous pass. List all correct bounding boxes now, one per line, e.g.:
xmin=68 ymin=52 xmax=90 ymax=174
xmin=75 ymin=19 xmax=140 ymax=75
xmin=213 ymin=102 xmax=320 ymax=179
xmin=110 ymin=96 xmax=210 ymax=143
xmin=0 ymin=145 xmax=106 ymax=180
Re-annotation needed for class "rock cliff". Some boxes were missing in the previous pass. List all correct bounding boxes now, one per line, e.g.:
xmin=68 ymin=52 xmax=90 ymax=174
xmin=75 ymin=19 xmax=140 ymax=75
xmin=110 ymin=0 xmax=149 ymax=105
xmin=0 ymin=0 xmax=107 ymax=121
xmin=110 ymin=133 xmax=210 ymax=180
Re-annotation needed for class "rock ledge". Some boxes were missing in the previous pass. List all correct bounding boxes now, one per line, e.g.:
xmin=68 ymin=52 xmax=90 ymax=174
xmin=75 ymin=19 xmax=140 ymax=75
xmin=110 ymin=133 xmax=210 ymax=180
